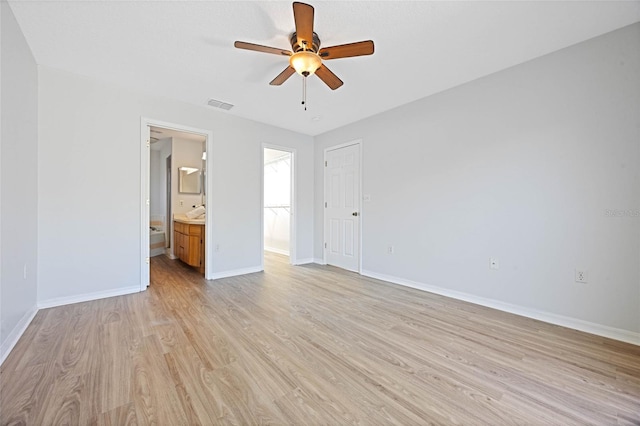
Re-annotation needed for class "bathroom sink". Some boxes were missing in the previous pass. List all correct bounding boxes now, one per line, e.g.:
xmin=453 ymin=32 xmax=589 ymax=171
xmin=174 ymin=213 xmax=205 ymax=225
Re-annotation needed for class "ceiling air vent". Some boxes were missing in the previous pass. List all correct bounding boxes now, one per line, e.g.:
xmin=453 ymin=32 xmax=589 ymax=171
xmin=207 ymin=98 xmax=234 ymax=110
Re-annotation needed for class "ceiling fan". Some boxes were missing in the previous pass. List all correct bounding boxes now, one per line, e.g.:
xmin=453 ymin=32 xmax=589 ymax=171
xmin=234 ymin=2 xmax=374 ymax=92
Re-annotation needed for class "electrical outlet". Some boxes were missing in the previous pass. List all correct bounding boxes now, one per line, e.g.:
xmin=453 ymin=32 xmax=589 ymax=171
xmin=490 ymin=258 xmax=499 ymax=270
xmin=215 ymin=244 xmax=220 ymax=252
xmin=575 ymin=270 xmax=588 ymax=283
xmin=179 ymin=200 xmax=184 ymax=207
xmin=387 ymin=245 xmax=394 ymax=254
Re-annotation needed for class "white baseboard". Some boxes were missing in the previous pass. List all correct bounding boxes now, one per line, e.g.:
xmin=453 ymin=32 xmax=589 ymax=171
xmin=361 ymin=269 xmax=640 ymax=346
xmin=1 ymin=305 xmax=38 ymax=366
xmin=208 ymin=266 xmax=263 ymax=280
xmin=313 ymin=258 xmax=326 ymax=265
xmin=292 ymin=258 xmax=314 ymax=265
xmin=265 ymin=247 xmax=290 ymax=256
xmin=38 ymin=286 xmax=142 ymax=309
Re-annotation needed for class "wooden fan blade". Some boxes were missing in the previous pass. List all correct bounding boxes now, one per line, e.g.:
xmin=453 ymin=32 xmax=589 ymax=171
xmin=270 ymin=66 xmax=296 ymax=86
xmin=319 ymin=40 xmax=374 ymax=60
xmin=293 ymin=2 xmax=314 ymax=49
xmin=234 ymin=41 xmax=291 ymax=56
xmin=315 ymin=65 xmax=343 ymax=90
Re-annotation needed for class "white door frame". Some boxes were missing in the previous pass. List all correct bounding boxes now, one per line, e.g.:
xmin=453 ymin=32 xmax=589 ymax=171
xmin=323 ymin=139 xmax=363 ymax=272
xmin=140 ymin=117 xmax=214 ymax=289
xmin=261 ymin=143 xmax=297 ymax=267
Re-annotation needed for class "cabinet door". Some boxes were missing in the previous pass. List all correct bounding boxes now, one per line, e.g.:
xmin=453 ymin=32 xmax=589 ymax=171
xmin=187 ymin=235 xmax=201 ymax=267
xmin=181 ymin=233 xmax=188 ymax=263
xmin=174 ymin=231 xmax=181 ymax=259
xmin=175 ymin=231 xmax=185 ymax=262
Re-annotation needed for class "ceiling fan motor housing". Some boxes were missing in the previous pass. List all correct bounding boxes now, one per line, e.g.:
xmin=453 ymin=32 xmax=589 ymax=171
xmin=290 ymin=31 xmax=321 ymax=53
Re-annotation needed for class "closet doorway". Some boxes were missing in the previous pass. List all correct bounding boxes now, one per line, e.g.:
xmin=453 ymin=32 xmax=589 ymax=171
xmin=263 ymin=146 xmax=296 ymax=265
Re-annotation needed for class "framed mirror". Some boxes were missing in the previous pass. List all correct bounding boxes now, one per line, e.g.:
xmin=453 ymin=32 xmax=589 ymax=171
xmin=178 ymin=167 xmax=201 ymax=194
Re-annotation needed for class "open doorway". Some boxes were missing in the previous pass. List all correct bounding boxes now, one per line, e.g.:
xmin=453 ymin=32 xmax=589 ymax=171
xmin=263 ymin=146 xmax=296 ymax=266
xmin=150 ymin=126 xmax=206 ymax=266
xmin=141 ymin=118 xmax=213 ymax=289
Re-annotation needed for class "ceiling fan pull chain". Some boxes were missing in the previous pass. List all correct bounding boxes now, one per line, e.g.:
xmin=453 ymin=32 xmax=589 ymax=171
xmin=302 ymin=76 xmax=307 ymax=111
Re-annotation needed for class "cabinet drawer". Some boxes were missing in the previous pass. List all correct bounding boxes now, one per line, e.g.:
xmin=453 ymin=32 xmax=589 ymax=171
xmin=188 ymin=224 xmax=203 ymax=237
xmin=174 ymin=222 xmax=185 ymax=234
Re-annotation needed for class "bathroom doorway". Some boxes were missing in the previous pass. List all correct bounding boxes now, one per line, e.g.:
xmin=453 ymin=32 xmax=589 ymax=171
xmin=141 ymin=118 xmax=212 ymax=288
xmin=263 ymin=146 xmax=296 ymax=266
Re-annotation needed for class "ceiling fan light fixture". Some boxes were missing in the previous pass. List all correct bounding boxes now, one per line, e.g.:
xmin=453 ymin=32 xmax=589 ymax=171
xmin=289 ymin=51 xmax=321 ymax=76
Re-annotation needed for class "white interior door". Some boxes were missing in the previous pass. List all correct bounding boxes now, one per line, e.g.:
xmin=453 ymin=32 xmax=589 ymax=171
xmin=325 ymin=143 xmax=360 ymax=272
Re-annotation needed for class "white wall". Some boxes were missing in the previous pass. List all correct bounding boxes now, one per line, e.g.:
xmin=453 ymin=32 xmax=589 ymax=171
xmin=159 ymin=138 xmax=172 ymax=246
xmin=1 ymin=1 xmax=39 ymax=361
xmin=150 ymin=136 xmax=173 ymax=246
xmin=149 ymin=149 xmax=163 ymax=217
xmin=37 ymin=66 xmax=314 ymax=303
xmin=315 ymin=23 xmax=640 ymax=336
xmin=172 ymin=137 xmax=204 ymax=216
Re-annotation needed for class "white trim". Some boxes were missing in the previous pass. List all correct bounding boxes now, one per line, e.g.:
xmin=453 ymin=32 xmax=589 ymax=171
xmin=313 ymin=258 xmax=327 ymax=265
xmin=361 ymin=269 xmax=640 ymax=346
xmin=290 ymin=148 xmax=297 ymax=265
xmin=209 ymin=266 xmax=263 ymax=280
xmin=293 ymin=257 xmax=315 ymax=265
xmin=260 ymin=147 xmax=265 ymax=272
xmin=204 ymin=128 xmax=214 ymax=280
xmin=323 ymin=139 xmax=363 ymax=272
xmin=0 ymin=9 xmax=2 ymax=365
xmin=0 ymin=305 xmax=38 ymax=366
xmin=358 ymin=141 xmax=364 ymax=274
xmin=0 ymin=3 xmax=3 ymax=369
xmin=140 ymin=121 xmax=150 ymax=289
xmin=265 ymin=246 xmax=290 ymax=256
xmin=38 ymin=286 xmax=141 ymax=310
xmin=262 ymin=144 xmax=297 ymax=266
xmin=140 ymin=118 xmax=215 ymax=282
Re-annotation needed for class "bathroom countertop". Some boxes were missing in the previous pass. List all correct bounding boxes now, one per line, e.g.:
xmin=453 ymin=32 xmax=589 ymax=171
xmin=174 ymin=214 xmax=205 ymax=225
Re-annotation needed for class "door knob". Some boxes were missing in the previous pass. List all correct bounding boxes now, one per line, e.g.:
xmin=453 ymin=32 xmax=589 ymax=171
xmin=352 ymin=212 xmax=358 ymax=216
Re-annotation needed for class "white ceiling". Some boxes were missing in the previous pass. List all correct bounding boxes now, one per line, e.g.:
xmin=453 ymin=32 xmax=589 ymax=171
xmin=265 ymin=147 xmax=292 ymax=163
xmin=8 ymin=1 xmax=640 ymax=136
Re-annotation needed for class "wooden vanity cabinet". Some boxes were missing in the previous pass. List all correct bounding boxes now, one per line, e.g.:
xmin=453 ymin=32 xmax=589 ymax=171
xmin=174 ymin=221 xmax=204 ymax=274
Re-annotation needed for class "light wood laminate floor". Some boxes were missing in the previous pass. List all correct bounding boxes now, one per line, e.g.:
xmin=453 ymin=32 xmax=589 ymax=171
xmin=1 ymin=253 xmax=639 ymax=425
